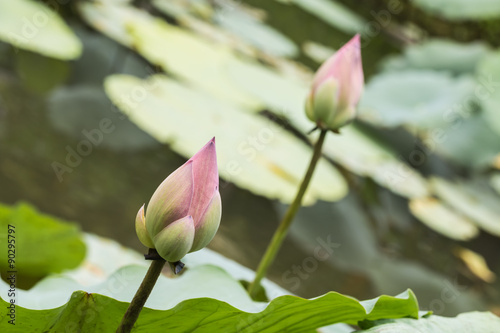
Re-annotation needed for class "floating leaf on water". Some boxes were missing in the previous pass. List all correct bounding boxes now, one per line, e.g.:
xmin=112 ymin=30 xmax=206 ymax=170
xmin=0 ymin=0 xmax=82 ymax=59
xmin=454 ymin=247 xmax=496 ymax=283
xmin=430 ymin=177 xmax=500 ymax=237
xmin=476 ymin=50 xmax=500 ymax=138
xmin=323 ymin=127 xmax=430 ymax=199
xmin=213 ymin=5 xmax=299 ymax=57
xmin=427 ymin=113 xmax=500 ymax=170
xmin=356 ymin=312 xmax=500 ymax=333
xmin=288 ymin=0 xmax=365 ymax=34
xmin=409 ymin=197 xmax=479 ymax=241
xmin=382 ymin=39 xmax=490 ymax=75
xmin=303 ymin=41 xmax=336 ymax=64
xmin=412 ymin=0 xmax=500 ymax=20
xmin=490 ymin=173 xmax=500 ymax=195
xmin=358 ymin=70 xmax=476 ymax=129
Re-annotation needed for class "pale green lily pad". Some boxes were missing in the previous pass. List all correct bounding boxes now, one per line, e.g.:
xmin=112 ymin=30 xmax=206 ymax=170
xmin=409 ymin=197 xmax=479 ymax=241
xmin=323 ymin=127 xmax=429 ymax=199
xmin=476 ymin=50 xmax=500 ymax=137
xmin=382 ymin=39 xmax=490 ymax=75
xmin=358 ymin=70 xmax=476 ymax=129
xmin=285 ymin=0 xmax=365 ymax=34
xmin=412 ymin=0 xmax=500 ymax=20
xmin=490 ymin=173 xmax=500 ymax=195
xmin=303 ymin=41 xmax=336 ymax=63
xmin=104 ymin=74 xmax=347 ymax=205
xmin=0 ymin=0 xmax=81 ymax=59
xmin=213 ymin=5 xmax=299 ymax=57
xmin=427 ymin=113 xmax=500 ymax=169
xmin=430 ymin=177 xmax=500 ymax=237
xmin=78 ymin=1 xmax=152 ymax=47
xmin=357 ymin=312 xmax=500 ymax=332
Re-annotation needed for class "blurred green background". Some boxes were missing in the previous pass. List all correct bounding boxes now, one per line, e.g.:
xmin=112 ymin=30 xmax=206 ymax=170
xmin=0 ymin=0 xmax=500 ymax=318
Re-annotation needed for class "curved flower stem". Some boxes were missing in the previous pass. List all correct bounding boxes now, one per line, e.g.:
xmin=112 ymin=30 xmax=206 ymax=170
xmin=116 ymin=257 xmax=166 ymax=333
xmin=247 ymin=129 xmax=329 ymax=298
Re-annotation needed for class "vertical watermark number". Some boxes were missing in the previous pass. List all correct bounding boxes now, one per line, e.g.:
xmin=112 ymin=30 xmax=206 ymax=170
xmin=6 ymin=224 xmax=16 ymax=325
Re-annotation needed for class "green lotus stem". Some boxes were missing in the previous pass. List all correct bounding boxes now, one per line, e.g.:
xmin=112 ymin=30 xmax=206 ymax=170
xmin=247 ymin=129 xmax=328 ymax=298
xmin=116 ymin=257 xmax=166 ymax=333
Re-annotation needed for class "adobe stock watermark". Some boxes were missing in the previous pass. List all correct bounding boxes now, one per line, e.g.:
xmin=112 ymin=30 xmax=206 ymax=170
xmin=359 ymin=0 xmax=404 ymax=48
xmin=282 ymin=235 xmax=340 ymax=292
xmin=426 ymin=277 xmax=468 ymax=315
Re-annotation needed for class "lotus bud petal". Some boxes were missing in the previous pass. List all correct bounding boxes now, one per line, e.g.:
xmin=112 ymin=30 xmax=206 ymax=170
xmin=190 ymin=190 xmax=222 ymax=252
xmin=135 ymin=137 xmax=222 ymax=262
xmin=145 ymin=161 xmax=194 ymax=238
xmin=306 ymin=34 xmax=364 ymax=131
xmin=153 ymin=216 xmax=195 ymax=262
xmin=135 ymin=204 xmax=154 ymax=248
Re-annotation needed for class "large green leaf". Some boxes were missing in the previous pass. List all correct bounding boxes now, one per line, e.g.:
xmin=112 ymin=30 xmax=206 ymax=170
xmin=0 ymin=0 xmax=82 ymax=59
xmin=412 ymin=0 xmax=500 ymax=20
xmin=357 ymin=312 xmax=500 ymax=332
xmin=0 ymin=231 xmax=419 ymax=332
xmin=0 ymin=284 xmax=419 ymax=332
xmin=104 ymin=74 xmax=347 ymax=205
xmin=0 ymin=202 xmax=86 ymax=280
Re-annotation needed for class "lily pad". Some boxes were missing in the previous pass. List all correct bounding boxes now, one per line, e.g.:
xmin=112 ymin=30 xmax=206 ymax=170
xmin=357 ymin=311 xmax=500 ymax=332
xmin=0 ymin=0 xmax=82 ymax=59
xmin=104 ymin=74 xmax=347 ymax=205
xmin=409 ymin=197 xmax=479 ymax=241
xmin=323 ymin=126 xmax=429 ymax=199
xmin=490 ymin=173 xmax=500 ymax=195
xmin=382 ymin=39 xmax=490 ymax=75
xmin=287 ymin=0 xmax=365 ymax=34
xmin=0 ymin=282 xmax=420 ymax=332
xmin=475 ymin=50 xmax=500 ymax=137
xmin=428 ymin=113 xmax=500 ymax=170
xmin=430 ymin=177 xmax=500 ymax=237
xmin=358 ymin=70 xmax=476 ymax=129
xmin=412 ymin=0 xmax=500 ymax=20
xmin=212 ymin=5 xmax=299 ymax=57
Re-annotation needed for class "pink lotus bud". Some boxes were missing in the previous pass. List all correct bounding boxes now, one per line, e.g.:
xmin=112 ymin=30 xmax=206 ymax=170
xmin=305 ymin=34 xmax=364 ymax=131
xmin=136 ymin=138 xmax=221 ymax=262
